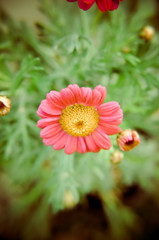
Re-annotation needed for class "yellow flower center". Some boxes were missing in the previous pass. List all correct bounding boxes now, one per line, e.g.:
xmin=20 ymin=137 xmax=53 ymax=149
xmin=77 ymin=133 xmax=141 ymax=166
xmin=59 ymin=104 xmax=99 ymax=137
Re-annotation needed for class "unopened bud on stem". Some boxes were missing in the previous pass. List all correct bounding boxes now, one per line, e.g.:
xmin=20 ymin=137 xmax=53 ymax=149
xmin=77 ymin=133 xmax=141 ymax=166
xmin=63 ymin=190 xmax=76 ymax=209
xmin=140 ymin=26 xmax=155 ymax=42
xmin=110 ymin=151 xmax=123 ymax=164
xmin=0 ymin=96 xmax=11 ymax=117
xmin=117 ymin=129 xmax=140 ymax=151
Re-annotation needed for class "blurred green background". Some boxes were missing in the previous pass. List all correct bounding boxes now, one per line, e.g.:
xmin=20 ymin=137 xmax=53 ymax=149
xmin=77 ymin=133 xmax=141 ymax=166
xmin=0 ymin=0 xmax=159 ymax=239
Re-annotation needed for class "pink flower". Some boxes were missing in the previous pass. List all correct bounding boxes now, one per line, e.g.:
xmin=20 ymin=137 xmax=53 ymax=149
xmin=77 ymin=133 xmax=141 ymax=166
xmin=117 ymin=129 xmax=140 ymax=151
xmin=37 ymin=85 xmax=123 ymax=155
xmin=66 ymin=0 xmax=124 ymax=12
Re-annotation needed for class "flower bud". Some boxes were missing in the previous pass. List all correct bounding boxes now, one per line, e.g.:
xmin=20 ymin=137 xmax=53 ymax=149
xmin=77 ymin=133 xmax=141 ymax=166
xmin=117 ymin=129 xmax=140 ymax=151
xmin=0 ymin=96 xmax=11 ymax=117
xmin=63 ymin=190 xmax=76 ymax=209
xmin=122 ymin=46 xmax=131 ymax=54
xmin=110 ymin=151 xmax=123 ymax=164
xmin=140 ymin=26 xmax=155 ymax=42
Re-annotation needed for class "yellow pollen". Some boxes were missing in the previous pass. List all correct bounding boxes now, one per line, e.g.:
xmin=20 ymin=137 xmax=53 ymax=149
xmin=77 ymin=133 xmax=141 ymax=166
xmin=59 ymin=103 xmax=99 ymax=137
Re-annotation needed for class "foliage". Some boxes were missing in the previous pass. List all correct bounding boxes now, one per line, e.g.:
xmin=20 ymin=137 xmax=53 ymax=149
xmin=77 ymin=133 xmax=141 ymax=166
xmin=0 ymin=0 xmax=159 ymax=238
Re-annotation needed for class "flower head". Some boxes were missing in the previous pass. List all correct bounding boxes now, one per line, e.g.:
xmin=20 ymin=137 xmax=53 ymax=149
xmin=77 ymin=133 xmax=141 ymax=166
xmin=0 ymin=96 xmax=11 ymax=117
xmin=117 ymin=129 xmax=140 ymax=151
xmin=37 ymin=85 xmax=123 ymax=154
xmin=67 ymin=0 xmax=124 ymax=12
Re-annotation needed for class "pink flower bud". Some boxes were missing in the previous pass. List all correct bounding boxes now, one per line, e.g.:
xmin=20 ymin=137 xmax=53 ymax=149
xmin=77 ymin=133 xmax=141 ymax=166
xmin=117 ymin=129 xmax=140 ymax=151
xmin=0 ymin=96 xmax=11 ymax=117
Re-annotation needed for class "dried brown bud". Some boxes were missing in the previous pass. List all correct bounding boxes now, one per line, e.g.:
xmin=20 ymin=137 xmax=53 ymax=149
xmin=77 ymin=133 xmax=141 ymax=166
xmin=117 ymin=129 xmax=140 ymax=151
xmin=140 ymin=26 xmax=155 ymax=42
xmin=110 ymin=151 xmax=123 ymax=164
xmin=0 ymin=96 xmax=11 ymax=117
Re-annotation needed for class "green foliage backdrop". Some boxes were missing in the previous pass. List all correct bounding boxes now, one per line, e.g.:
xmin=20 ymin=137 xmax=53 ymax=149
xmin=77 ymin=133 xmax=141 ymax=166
xmin=0 ymin=0 xmax=159 ymax=238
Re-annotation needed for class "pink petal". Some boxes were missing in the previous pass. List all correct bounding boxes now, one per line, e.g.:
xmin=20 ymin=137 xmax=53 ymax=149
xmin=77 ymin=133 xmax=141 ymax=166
xmin=110 ymin=0 xmax=120 ymax=10
xmin=53 ymin=132 xmax=68 ymax=150
xmin=37 ymin=117 xmax=60 ymax=128
xmin=94 ymin=85 xmax=107 ymax=104
xmin=40 ymin=123 xmax=61 ymax=138
xmin=40 ymin=99 xmax=62 ymax=116
xmin=78 ymin=0 xmax=95 ymax=10
xmin=43 ymin=129 xmax=64 ymax=146
xmin=91 ymin=89 xmax=102 ymax=107
xmin=99 ymin=122 xmax=121 ymax=135
xmin=67 ymin=0 xmax=77 ymax=2
xmin=46 ymin=91 xmax=65 ymax=109
xmin=65 ymin=135 xmax=77 ymax=154
xmin=97 ymin=101 xmax=120 ymax=116
xmin=37 ymin=107 xmax=51 ymax=118
xmin=83 ymin=0 xmax=95 ymax=2
xmin=76 ymin=137 xmax=87 ymax=153
xmin=99 ymin=108 xmax=123 ymax=125
xmin=96 ymin=0 xmax=119 ymax=12
xmin=68 ymin=84 xmax=82 ymax=104
xmin=92 ymin=127 xmax=111 ymax=150
xmin=96 ymin=0 xmax=106 ymax=11
xmin=81 ymin=87 xmax=93 ymax=105
xmin=60 ymin=88 xmax=76 ymax=106
xmin=85 ymin=134 xmax=101 ymax=152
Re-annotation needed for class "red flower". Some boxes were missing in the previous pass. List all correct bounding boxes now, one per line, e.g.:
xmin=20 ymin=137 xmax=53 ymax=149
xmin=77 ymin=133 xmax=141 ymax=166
xmin=67 ymin=0 xmax=124 ymax=12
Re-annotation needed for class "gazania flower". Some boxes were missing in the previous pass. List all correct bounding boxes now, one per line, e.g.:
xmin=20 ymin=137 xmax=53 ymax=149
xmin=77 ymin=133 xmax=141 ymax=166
xmin=117 ymin=129 xmax=140 ymax=151
xmin=37 ymin=85 xmax=123 ymax=154
xmin=0 ymin=96 xmax=11 ymax=117
xmin=66 ymin=0 xmax=124 ymax=12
